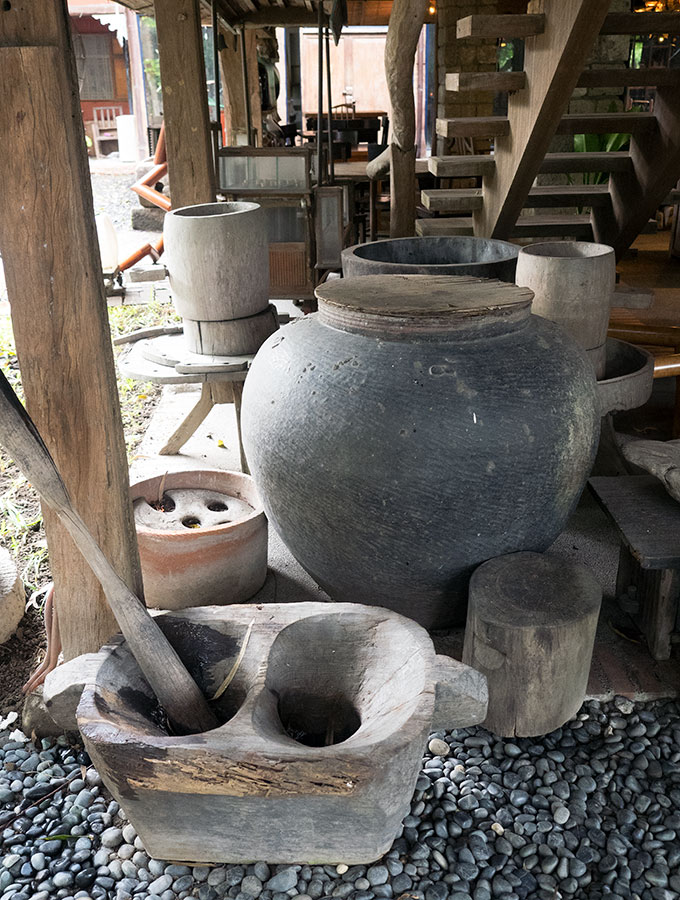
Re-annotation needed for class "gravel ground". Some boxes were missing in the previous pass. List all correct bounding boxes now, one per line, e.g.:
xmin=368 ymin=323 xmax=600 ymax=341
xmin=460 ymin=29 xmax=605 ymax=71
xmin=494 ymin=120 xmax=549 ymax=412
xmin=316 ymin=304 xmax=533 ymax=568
xmin=2 ymin=697 xmax=680 ymax=900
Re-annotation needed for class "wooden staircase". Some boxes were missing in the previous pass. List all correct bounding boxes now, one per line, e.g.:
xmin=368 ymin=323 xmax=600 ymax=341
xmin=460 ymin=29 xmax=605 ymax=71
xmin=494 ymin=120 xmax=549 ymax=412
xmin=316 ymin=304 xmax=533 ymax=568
xmin=424 ymin=2 xmax=680 ymax=257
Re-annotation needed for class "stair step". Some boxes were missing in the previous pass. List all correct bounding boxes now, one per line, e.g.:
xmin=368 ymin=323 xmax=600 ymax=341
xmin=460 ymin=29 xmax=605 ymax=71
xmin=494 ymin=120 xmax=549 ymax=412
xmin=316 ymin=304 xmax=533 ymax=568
xmin=601 ymin=12 xmax=680 ymax=35
xmin=415 ymin=218 xmax=474 ymax=237
xmin=428 ymin=155 xmax=496 ymax=177
xmin=446 ymin=71 xmax=527 ymax=93
xmin=577 ymin=67 xmax=680 ymax=89
xmin=436 ymin=117 xmax=510 ymax=139
xmin=524 ymin=184 xmax=612 ymax=208
xmin=421 ymin=189 xmax=483 ymax=212
xmin=429 ymin=151 xmax=632 ymax=179
xmin=457 ymin=12 xmax=680 ymax=40
xmin=556 ymin=113 xmax=656 ymax=135
xmin=511 ymin=215 xmax=593 ymax=239
xmin=539 ymin=151 xmax=632 ymax=174
xmin=457 ymin=14 xmax=545 ymax=39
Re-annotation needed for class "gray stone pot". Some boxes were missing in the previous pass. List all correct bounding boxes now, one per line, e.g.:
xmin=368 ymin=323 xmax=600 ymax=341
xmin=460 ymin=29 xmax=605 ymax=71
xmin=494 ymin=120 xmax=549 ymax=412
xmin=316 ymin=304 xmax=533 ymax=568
xmin=242 ymin=275 xmax=600 ymax=630
xmin=342 ymin=236 xmax=519 ymax=282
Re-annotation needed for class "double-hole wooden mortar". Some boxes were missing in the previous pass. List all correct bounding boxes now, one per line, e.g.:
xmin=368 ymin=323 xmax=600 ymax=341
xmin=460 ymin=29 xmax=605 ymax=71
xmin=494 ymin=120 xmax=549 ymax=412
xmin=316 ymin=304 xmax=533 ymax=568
xmin=76 ymin=602 xmax=488 ymax=864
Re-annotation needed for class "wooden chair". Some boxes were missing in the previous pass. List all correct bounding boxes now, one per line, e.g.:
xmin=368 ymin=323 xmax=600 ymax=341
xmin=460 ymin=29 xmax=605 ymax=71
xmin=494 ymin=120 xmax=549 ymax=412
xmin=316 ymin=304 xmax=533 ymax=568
xmin=91 ymin=106 xmax=123 ymax=159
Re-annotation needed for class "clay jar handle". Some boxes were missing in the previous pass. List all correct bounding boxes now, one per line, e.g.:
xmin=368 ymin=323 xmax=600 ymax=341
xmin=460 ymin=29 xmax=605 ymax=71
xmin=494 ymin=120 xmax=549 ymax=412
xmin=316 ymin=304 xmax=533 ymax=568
xmin=431 ymin=654 xmax=488 ymax=732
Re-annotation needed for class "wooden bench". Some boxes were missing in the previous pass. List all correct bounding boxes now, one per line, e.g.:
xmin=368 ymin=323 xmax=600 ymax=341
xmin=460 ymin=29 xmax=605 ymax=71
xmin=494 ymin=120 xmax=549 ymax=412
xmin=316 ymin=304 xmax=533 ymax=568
xmin=588 ymin=475 xmax=680 ymax=660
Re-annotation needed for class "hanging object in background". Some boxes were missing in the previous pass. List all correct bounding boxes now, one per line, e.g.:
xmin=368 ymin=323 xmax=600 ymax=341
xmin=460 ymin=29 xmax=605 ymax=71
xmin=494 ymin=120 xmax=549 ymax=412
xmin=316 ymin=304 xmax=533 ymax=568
xmin=241 ymin=275 xmax=601 ymax=630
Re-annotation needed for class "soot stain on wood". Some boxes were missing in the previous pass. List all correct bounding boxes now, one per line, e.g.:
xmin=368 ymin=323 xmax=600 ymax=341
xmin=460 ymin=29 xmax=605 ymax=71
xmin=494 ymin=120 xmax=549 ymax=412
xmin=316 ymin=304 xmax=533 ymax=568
xmin=158 ymin=617 xmax=240 ymax=690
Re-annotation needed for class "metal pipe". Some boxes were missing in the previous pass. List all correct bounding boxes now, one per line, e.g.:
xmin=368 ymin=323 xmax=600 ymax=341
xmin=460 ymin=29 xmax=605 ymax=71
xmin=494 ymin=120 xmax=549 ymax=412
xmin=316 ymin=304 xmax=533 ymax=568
xmin=240 ymin=27 xmax=254 ymax=145
xmin=317 ymin=1 xmax=324 ymax=184
xmin=325 ymin=26 xmax=334 ymax=184
xmin=212 ymin=0 xmax=221 ymax=147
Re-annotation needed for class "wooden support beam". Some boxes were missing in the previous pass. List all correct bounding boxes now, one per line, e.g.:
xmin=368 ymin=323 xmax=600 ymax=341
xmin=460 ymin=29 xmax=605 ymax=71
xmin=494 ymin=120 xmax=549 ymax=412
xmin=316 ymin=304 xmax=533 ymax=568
xmin=0 ymin=5 xmax=143 ymax=658
xmin=446 ymin=71 xmax=527 ymax=93
xmin=473 ymin=0 xmax=623 ymax=240
xmin=577 ymin=67 xmax=680 ymax=89
xmin=593 ymin=85 xmax=680 ymax=259
xmin=155 ymin=0 xmax=216 ymax=208
xmin=457 ymin=14 xmax=545 ymax=39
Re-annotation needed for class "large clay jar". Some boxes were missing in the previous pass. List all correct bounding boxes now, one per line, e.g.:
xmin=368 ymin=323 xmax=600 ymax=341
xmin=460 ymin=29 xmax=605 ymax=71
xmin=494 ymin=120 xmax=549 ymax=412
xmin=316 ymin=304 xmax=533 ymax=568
xmin=515 ymin=241 xmax=615 ymax=379
xmin=342 ymin=236 xmax=519 ymax=282
xmin=164 ymin=201 xmax=276 ymax=356
xmin=241 ymin=275 xmax=600 ymax=629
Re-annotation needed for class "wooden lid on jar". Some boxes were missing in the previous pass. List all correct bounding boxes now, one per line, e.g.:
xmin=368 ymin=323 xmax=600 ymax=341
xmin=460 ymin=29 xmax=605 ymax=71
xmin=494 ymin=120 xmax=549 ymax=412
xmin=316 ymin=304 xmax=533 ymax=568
xmin=316 ymin=275 xmax=534 ymax=336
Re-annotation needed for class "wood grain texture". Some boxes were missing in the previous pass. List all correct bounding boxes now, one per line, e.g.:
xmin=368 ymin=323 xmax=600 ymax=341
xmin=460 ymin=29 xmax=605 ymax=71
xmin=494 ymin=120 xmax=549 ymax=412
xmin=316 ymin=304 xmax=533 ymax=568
xmin=0 ymin=32 xmax=142 ymax=659
xmin=446 ymin=71 xmax=526 ymax=93
xmin=436 ymin=117 xmax=510 ymax=139
xmin=456 ymin=14 xmax=545 ymax=39
xmin=463 ymin=552 xmax=601 ymax=738
xmin=428 ymin=156 xmax=496 ymax=178
xmin=421 ymin=189 xmax=483 ymax=212
xmin=473 ymin=0 xmax=613 ymax=240
xmin=415 ymin=218 xmax=475 ymax=236
xmin=155 ymin=0 xmax=216 ymax=209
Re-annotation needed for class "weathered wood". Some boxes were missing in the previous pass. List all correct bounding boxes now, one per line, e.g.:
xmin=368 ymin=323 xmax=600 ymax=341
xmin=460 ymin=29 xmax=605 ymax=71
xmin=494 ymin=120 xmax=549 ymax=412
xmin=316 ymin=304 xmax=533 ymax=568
xmin=511 ymin=214 xmax=593 ymax=239
xmin=456 ymin=14 xmax=545 ymax=39
xmin=556 ymin=112 xmax=656 ymax=136
xmin=577 ymin=67 xmax=680 ymax=89
xmin=600 ymin=12 xmax=680 ymax=35
xmin=593 ymin=86 xmax=680 ymax=258
xmin=182 ymin=306 xmax=278 ymax=356
xmin=473 ymin=0 xmax=614 ymax=239
xmin=0 ymin=548 xmax=24 ymax=646
xmin=384 ymin=0 xmax=428 ymax=236
xmin=523 ymin=184 xmax=611 ymax=207
xmin=436 ymin=117 xmax=510 ymax=139
xmin=43 ymin=652 xmax=108 ymax=732
xmin=78 ymin=602 xmax=486 ymax=863
xmin=639 ymin=568 xmax=679 ymax=661
xmin=160 ymin=383 xmax=215 ymax=456
xmin=446 ymin=71 xmax=527 ymax=93
xmin=0 ymin=371 xmax=218 ymax=735
xmin=219 ymin=28 xmax=260 ymax=145
xmin=155 ymin=0 xmax=216 ymax=209
xmin=0 ymin=20 xmax=142 ymax=659
xmin=421 ymin=189 xmax=483 ymax=212
xmin=415 ymin=218 xmax=475 ymax=236
xmin=428 ymin=156 xmax=496 ymax=178
xmin=463 ymin=552 xmax=601 ymax=738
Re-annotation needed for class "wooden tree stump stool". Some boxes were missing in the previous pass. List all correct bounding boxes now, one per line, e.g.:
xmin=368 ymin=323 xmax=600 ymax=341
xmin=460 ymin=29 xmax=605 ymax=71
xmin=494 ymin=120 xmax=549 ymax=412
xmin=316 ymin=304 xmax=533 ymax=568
xmin=463 ymin=551 xmax=601 ymax=738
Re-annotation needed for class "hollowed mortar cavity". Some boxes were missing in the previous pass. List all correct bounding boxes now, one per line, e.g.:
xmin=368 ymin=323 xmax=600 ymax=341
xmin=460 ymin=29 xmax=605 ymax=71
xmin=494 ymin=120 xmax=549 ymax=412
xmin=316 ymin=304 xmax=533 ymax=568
xmin=262 ymin=612 xmax=428 ymax=748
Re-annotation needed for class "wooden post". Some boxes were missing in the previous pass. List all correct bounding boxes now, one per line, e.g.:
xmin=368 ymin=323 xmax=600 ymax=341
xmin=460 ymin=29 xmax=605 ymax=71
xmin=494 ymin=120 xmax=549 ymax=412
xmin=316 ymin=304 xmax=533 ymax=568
xmin=385 ymin=0 xmax=428 ymax=237
xmin=124 ymin=8 xmax=149 ymax=160
xmin=0 ymin=1 xmax=143 ymax=658
xmin=155 ymin=0 xmax=216 ymax=208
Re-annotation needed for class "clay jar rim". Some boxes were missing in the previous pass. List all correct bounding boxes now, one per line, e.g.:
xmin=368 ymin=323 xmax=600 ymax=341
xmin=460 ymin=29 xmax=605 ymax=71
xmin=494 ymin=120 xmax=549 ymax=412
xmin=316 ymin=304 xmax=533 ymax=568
xmin=315 ymin=274 xmax=534 ymax=337
xmin=130 ymin=469 xmax=265 ymax=540
xmin=167 ymin=201 xmax=261 ymax=220
xmin=517 ymin=240 xmax=615 ymax=262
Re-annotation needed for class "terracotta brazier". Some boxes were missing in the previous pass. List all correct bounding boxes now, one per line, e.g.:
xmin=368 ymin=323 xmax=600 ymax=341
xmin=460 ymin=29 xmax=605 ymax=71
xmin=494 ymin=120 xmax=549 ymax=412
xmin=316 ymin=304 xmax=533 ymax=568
xmin=130 ymin=470 xmax=267 ymax=609
xmin=77 ymin=603 xmax=488 ymax=863
xmin=241 ymin=275 xmax=601 ymax=629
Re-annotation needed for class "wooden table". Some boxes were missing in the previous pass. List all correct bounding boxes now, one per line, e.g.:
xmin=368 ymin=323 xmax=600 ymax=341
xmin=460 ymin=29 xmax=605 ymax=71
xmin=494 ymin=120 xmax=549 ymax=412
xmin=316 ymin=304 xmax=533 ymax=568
xmin=117 ymin=332 xmax=252 ymax=472
xmin=588 ymin=475 xmax=680 ymax=659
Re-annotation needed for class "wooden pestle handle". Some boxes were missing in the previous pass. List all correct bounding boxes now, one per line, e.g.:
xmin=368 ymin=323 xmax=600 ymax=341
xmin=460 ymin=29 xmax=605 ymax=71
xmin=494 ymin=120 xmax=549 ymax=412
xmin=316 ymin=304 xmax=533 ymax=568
xmin=0 ymin=370 xmax=218 ymax=735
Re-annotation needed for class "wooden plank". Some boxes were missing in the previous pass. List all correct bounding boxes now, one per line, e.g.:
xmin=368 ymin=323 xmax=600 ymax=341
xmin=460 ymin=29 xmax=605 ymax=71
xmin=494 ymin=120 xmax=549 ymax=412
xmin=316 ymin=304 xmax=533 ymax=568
xmin=539 ymin=151 xmax=632 ymax=174
xmin=588 ymin=476 xmax=680 ymax=569
xmin=593 ymin=85 xmax=680 ymax=258
xmin=0 ymin=38 xmax=142 ymax=658
xmin=511 ymin=214 xmax=593 ymax=239
xmin=415 ymin=218 xmax=475 ymax=236
xmin=428 ymin=155 xmax=496 ymax=178
xmin=420 ymin=189 xmax=483 ymax=212
xmin=577 ymin=67 xmax=680 ymax=89
xmin=556 ymin=112 xmax=657 ymax=136
xmin=446 ymin=71 xmax=527 ymax=93
xmin=457 ymin=14 xmax=545 ymax=39
xmin=436 ymin=117 xmax=510 ymax=139
xmin=523 ymin=184 xmax=612 ymax=207
xmin=475 ymin=0 xmax=612 ymax=240
xmin=638 ymin=568 xmax=679 ymax=661
xmin=601 ymin=12 xmax=680 ymax=35
xmin=155 ymin=0 xmax=216 ymax=209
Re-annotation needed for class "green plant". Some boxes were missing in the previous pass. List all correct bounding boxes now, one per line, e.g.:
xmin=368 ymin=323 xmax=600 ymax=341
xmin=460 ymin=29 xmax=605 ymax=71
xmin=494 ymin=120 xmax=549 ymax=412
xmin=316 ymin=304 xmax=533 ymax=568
xmin=572 ymin=131 xmax=632 ymax=185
